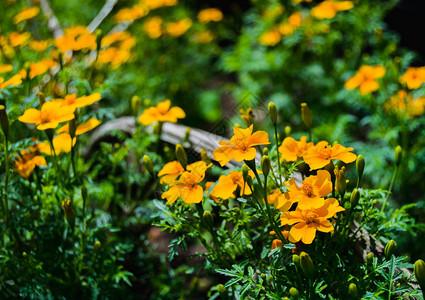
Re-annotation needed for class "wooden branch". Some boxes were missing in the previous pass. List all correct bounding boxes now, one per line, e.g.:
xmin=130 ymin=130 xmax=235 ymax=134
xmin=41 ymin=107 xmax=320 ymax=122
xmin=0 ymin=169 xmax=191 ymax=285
xmin=39 ymin=0 xmax=63 ymax=38
xmin=88 ymin=0 xmax=119 ymax=33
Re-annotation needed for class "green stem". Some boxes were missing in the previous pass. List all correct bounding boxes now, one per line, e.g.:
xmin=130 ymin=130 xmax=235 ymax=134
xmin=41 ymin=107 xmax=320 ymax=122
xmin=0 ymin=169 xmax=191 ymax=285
xmin=3 ymin=137 xmax=9 ymax=224
xmin=381 ymin=165 xmax=398 ymax=212
xmin=274 ymin=125 xmax=283 ymax=186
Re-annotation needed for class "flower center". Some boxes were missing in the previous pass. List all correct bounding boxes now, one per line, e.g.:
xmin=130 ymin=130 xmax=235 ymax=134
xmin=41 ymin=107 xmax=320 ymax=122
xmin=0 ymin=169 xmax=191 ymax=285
xmin=318 ymin=146 xmax=333 ymax=160
xmin=234 ymin=137 xmax=248 ymax=151
xmin=40 ymin=111 xmax=52 ymax=124
xmin=302 ymin=183 xmax=314 ymax=197
xmin=303 ymin=209 xmax=318 ymax=224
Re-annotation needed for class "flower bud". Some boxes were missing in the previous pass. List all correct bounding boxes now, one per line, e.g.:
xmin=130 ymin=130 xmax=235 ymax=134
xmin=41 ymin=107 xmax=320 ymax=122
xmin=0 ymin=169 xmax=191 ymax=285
xmin=153 ymin=122 xmax=162 ymax=134
xmin=200 ymin=149 xmax=211 ymax=165
xmin=261 ymin=155 xmax=271 ymax=177
xmin=143 ymin=155 xmax=154 ymax=175
xmin=144 ymin=99 xmax=151 ymax=107
xmin=414 ymin=259 xmax=425 ymax=289
xmin=69 ymin=118 xmax=77 ymax=138
xmin=301 ymin=103 xmax=312 ymax=129
xmin=0 ymin=99 xmax=10 ymax=141
xmin=62 ymin=199 xmax=75 ymax=229
xmin=246 ymin=175 xmax=253 ymax=188
xmin=350 ymin=189 xmax=360 ymax=209
xmin=175 ymin=144 xmax=187 ymax=168
xmin=384 ymin=240 xmax=396 ymax=259
xmin=366 ymin=252 xmax=374 ymax=265
xmin=260 ymin=273 xmax=266 ymax=280
xmin=289 ymin=287 xmax=299 ymax=299
xmin=37 ymin=92 xmax=46 ymax=106
xmin=131 ymin=95 xmax=142 ymax=116
xmin=184 ymin=127 xmax=191 ymax=142
xmin=263 ymin=148 xmax=269 ymax=156
xmin=203 ymin=210 xmax=214 ymax=228
xmin=395 ymin=145 xmax=402 ymax=166
xmin=284 ymin=126 xmax=291 ymax=137
xmin=334 ymin=165 xmax=346 ymax=197
xmin=292 ymin=254 xmax=300 ymax=268
xmin=356 ymin=155 xmax=365 ymax=182
xmin=94 ymin=240 xmax=101 ymax=252
xmin=217 ymin=284 xmax=226 ymax=296
xmin=348 ymin=283 xmax=358 ymax=297
xmin=300 ymin=252 xmax=314 ymax=278
xmin=268 ymin=102 xmax=278 ymax=125
xmin=81 ymin=185 xmax=88 ymax=203
xmin=242 ymin=164 xmax=249 ymax=182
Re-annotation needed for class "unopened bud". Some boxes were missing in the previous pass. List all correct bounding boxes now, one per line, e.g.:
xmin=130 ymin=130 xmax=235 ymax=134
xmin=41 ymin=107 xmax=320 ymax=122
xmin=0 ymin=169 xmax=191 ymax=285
xmin=300 ymin=252 xmax=314 ymax=278
xmin=356 ymin=155 xmax=365 ymax=182
xmin=81 ymin=185 xmax=88 ymax=202
xmin=246 ymin=175 xmax=253 ymax=188
xmin=348 ymin=283 xmax=358 ymax=297
xmin=143 ymin=155 xmax=154 ymax=175
xmin=69 ymin=118 xmax=77 ymax=138
xmin=62 ymin=199 xmax=75 ymax=229
xmin=37 ymin=92 xmax=46 ymax=106
xmin=289 ymin=287 xmax=299 ymax=299
xmin=384 ymin=240 xmax=396 ymax=259
xmin=217 ymin=284 xmax=226 ymax=296
xmin=263 ymin=148 xmax=269 ymax=156
xmin=366 ymin=253 xmax=374 ymax=265
xmin=94 ymin=240 xmax=101 ymax=252
xmin=260 ymin=273 xmax=266 ymax=280
xmin=293 ymin=254 xmax=300 ymax=268
xmin=301 ymin=103 xmax=312 ymax=129
xmin=334 ymin=165 xmax=346 ymax=197
xmin=144 ymin=99 xmax=151 ymax=107
xmin=268 ymin=102 xmax=278 ymax=125
xmin=242 ymin=164 xmax=249 ymax=182
xmin=200 ymin=149 xmax=211 ymax=165
xmin=395 ymin=145 xmax=402 ymax=166
xmin=261 ymin=155 xmax=271 ymax=177
xmin=131 ymin=96 xmax=142 ymax=116
xmin=350 ymin=189 xmax=360 ymax=209
xmin=414 ymin=259 xmax=425 ymax=289
xmin=203 ymin=210 xmax=214 ymax=227
xmin=284 ymin=126 xmax=291 ymax=137
xmin=184 ymin=127 xmax=191 ymax=142
xmin=175 ymin=144 xmax=187 ymax=167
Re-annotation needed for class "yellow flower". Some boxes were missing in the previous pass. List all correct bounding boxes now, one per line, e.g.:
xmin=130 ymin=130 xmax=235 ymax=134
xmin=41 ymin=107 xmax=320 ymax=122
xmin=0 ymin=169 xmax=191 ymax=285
xmin=384 ymin=90 xmax=425 ymax=118
xmin=304 ymin=142 xmax=357 ymax=170
xmin=114 ymin=6 xmax=147 ymax=23
xmin=158 ymin=160 xmax=184 ymax=185
xmin=52 ymin=93 xmax=102 ymax=109
xmin=197 ymin=8 xmax=223 ymax=23
xmin=344 ymin=65 xmax=386 ymax=95
xmin=55 ymin=26 xmax=96 ymax=52
xmin=399 ymin=67 xmax=425 ymax=90
xmin=280 ymin=198 xmax=344 ymax=244
xmin=138 ymin=99 xmax=185 ymax=126
xmin=9 ymin=32 xmax=31 ymax=47
xmin=29 ymin=40 xmax=50 ymax=52
xmin=0 ymin=64 xmax=13 ymax=74
xmin=0 ymin=74 xmax=22 ymax=90
xmin=29 ymin=59 xmax=58 ymax=79
xmin=239 ymin=107 xmax=254 ymax=126
xmin=209 ymin=170 xmax=256 ymax=200
xmin=268 ymin=189 xmax=294 ymax=212
xmin=57 ymin=117 xmax=101 ymax=136
xmin=166 ymin=18 xmax=192 ymax=37
xmin=14 ymin=148 xmax=46 ymax=179
xmin=287 ymin=170 xmax=332 ymax=209
xmin=161 ymin=161 xmax=211 ymax=204
xmin=258 ymin=30 xmax=281 ymax=46
xmin=38 ymin=133 xmax=76 ymax=155
xmin=18 ymin=101 xmax=75 ymax=130
xmin=143 ymin=0 xmax=177 ymax=10
xmin=278 ymin=12 xmax=302 ymax=36
xmin=213 ymin=125 xmax=270 ymax=166
xmin=278 ymin=136 xmax=313 ymax=162
xmin=311 ymin=1 xmax=354 ymax=19
xmin=143 ymin=17 xmax=163 ymax=39
xmin=13 ymin=6 xmax=40 ymax=24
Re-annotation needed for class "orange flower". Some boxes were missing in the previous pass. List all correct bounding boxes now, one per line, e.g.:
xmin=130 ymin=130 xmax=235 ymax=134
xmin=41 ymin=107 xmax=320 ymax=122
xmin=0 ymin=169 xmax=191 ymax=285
xmin=57 ymin=117 xmax=101 ymax=136
xmin=166 ymin=18 xmax=192 ymax=37
xmin=258 ymin=30 xmax=281 ymax=46
xmin=399 ymin=67 xmax=425 ymax=90
xmin=9 ymin=32 xmax=31 ymax=47
xmin=213 ymin=125 xmax=270 ymax=167
xmin=14 ymin=148 xmax=46 ymax=179
xmin=311 ymin=1 xmax=354 ymax=19
xmin=344 ymin=65 xmax=386 ymax=95
xmin=262 ymin=5 xmax=285 ymax=20
xmin=143 ymin=17 xmax=163 ymax=39
xmin=268 ymin=189 xmax=294 ymax=212
xmin=55 ymin=26 xmax=96 ymax=52
xmin=38 ymin=133 xmax=76 ymax=155
xmin=161 ymin=161 xmax=211 ymax=204
xmin=29 ymin=40 xmax=51 ymax=52
xmin=114 ymin=6 xmax=147 ymax=23
xmin=29 ymin=59 xmax=58 ymax=79
xmin=143 ymin=0 xmax=177 ymax=10
xmin=278 ymin=136 xmax=313 ymax=162
xmin=18 ymin=101 xmax=75 ymax=130
xmin=197 ymin=8 xmax=223 ymax=23
xmin=278 ymin=12 xmax=302 ymax=36
xmin=138 ymin=99 xmax=185 ymax=126
xmin=52 ymin=93 xmax=101 ymax=109
xmin=0 ymin=64 xmax=13 ymax=74
xmin=209 ymin=170 xmax=256 ymax=200
xmin=193 ymin=31 xmax=214 ymax=44
xmin=13 ymin=6 xmax=40 ymax=24
xmin=384 ymin=90 xmax=425 ymax=118
xmin=280 ymin=198 xmax=344 ymax=244
xmin=158 ymin=160 xmax=184 ymax=185
xmin=304 ymin=142 xmax=357 ymax=170
xmin=287 ymin=170 xmax=332 ymax=209
xmin=0 ymin=74 xmax=22 ymax=90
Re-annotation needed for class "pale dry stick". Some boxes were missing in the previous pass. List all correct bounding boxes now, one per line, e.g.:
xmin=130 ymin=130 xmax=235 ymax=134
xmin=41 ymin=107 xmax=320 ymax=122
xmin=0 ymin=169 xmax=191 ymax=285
xmin=87 ymin=0 xmax=119 ymax=33
xmin=39 ymin=0 xmax=63 ymax=38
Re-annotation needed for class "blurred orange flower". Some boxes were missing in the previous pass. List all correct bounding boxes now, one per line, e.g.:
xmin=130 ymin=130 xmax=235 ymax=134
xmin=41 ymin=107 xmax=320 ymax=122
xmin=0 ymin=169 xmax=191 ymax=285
xmin=29 ymin=40 xmax=50 ymax=52
xmin=143 ymin=17 xmax=163 ymax=39
xmin=18 ymin=101 xmax=75 ymax=130
xmin=258 ymin=30 xmax=281 ymax=46
xmin=213 ymin=125 xmax=270 ymax=167
xmin=14 ymin=148 xmax=46 ymax=179
xmin=166 ymin=18 xmax=192 ymax=37
xmin=52 ymin=93 xmax=101 ymax=109
xmin=29 ymin=59 xmax=57 ymax=79
xmin=399 ymin=67 xmax=425 ymax=90
xmin=197 ymin=8 xmax=223 ymax=23
xmin=138 ymin=99 xmax=185 ymax=126
xmin=344 ymin=65 xmax=386 ymax=95
xmin=0 ymin=64 xmax=13 ymax=74
xmin=9 ymin=32 xmax=31 ymax=47
xmin=55 ymin=26 xmax=96 ymax=52
xmin=0 ymin=74 xmax=22 ymax=90
xmin=13 ymin=6 xmax=40 ymax=24
xmin=384 ymin=90 xmax=425 ymax=118
xmin=193 ymin=31 xmax=214 ymax=44
xmin=311 ymin=1 xmax=354 ymax=19
xmin=304 ymin=142 xmax=357 ymax=170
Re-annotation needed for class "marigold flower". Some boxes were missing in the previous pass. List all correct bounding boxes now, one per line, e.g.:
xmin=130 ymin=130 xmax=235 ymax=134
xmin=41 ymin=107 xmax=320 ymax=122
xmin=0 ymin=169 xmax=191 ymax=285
xmin=52 ymin=93 xmax=101 ymax=109
xmin=262 ymin=5 xmax=285 ymax=20
xmin=29 ymin=40 xmax=50 ymax=52
xmin=13 ymin=6 xmax=40 ymax=24
xmin=14 ymin=148 xmax=46 ymax=179
xmin=143 ymin=0 xmax=177 ymax=10
xmin=166 ymin=18 xmax=192 ymax=37
xmin=158 ymin=160 xmax=184 ymax=185
xmin=138 ymin=99 xmax=185 ymax=126
xmin=278 ymin=136 xmax=313 ymax=162
xmin=258 ymin=30 xmax=281 ymax=46
xmin=209 ymin=170 xmax=256 ymax=200
xmin=281 ymin=198 xmax=344 ymax=244
xmin=197 ymin=8 xmax=223 ymax=23
xmin=344 ymin=65 xmax=386 ymax=95
xmin=18 ymin=101 xmax=75 ymax=130
xmin=55 ymin=26 xmax=96 ymax=52
xmin=0 ymin=74 xmax=22 ymax=90
xmin=384 ymin=90 xmax=425 ymax=118
xmin=114 ymin=6 xmax=147 ymax=23
xmin=268 ymin=189 xmax=294 ymax=212
xmin=0 ymin=64 xmax=13 ymax=74
xmin=399 ymin=67 xmax=425 ymax=90
xmin=143 ymin=17 xmax=163 ymax=39
xmin=38 ymin=133 xmax=76 ymax=155
xmin=193 ymin=31 xmax=214 ymax=44
xmin=161 ymin=161 xmax=211 ymax=204
xmin=212 ymin=124 xmax=270 ymax=167
xmin=9 ymin=32 xmax=31 ymax=47
xmin=287 ymin=170 xmax=332 ymax=209
xmin=29 ymin=59 xmax=58 ymax=79
xmin=311 ymin=1 xmax=354 ymax=19
xmin=57 ymin=117 xmax=101 ymax=136
xmin=239 ymin=107 xmax=254 ymax=126
xmin=278 ymin=12 xmax=302 ymax=36
xmin=304 ymin=142 xmax=356 ymax=170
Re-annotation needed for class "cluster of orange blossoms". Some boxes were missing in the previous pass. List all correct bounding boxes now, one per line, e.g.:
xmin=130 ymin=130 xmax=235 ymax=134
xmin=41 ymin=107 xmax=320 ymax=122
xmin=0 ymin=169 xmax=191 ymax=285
xmin=138 ymin=99 xmax=185 ymax=126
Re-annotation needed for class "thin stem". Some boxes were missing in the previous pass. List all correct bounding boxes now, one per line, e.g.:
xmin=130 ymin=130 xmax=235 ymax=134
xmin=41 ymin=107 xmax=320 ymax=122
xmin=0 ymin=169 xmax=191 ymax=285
xmin=381 ymin=165 xmax=398 ymax=212
xmin=274 ymin=125 xmax=283 ymax=186
xmin=3 ymin=137 xmax=10 ymax=224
